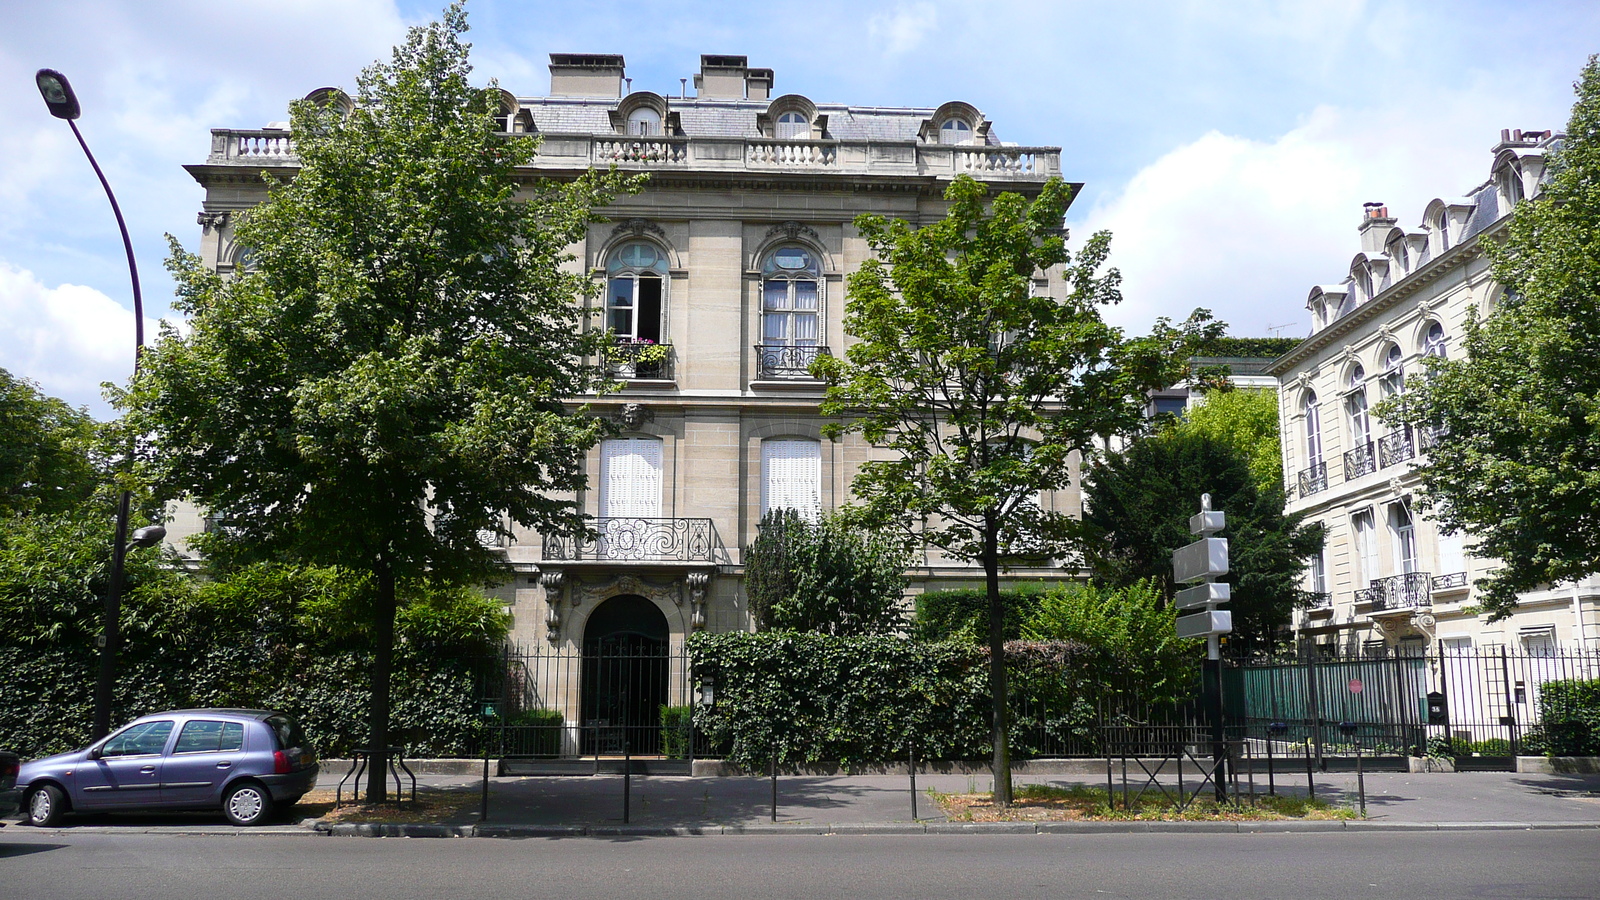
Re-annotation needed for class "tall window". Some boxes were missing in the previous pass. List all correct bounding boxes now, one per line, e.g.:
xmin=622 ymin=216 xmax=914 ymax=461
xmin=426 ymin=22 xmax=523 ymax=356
xmin=776 ymin=111 xmax=808 ymax=139
xmin=939 ymin=119 xmax=972 ymax=145
xmin=1345 ymin=365 xmax=1370 ymax=446
xmin=762 ymin=247 xmax=821 ymax=347
xmin=1303 ymin=390 xmax=1323 ymax=466
xmin=627 ymin=107 xmax=661 ymax=136
xmin=1423 ymin=321 xmax=1447 ymax=359
xmin=1389 ymin=502 xmax=1418 ymax=574
xmin=1435 ymin=211 xmax=1451 ymax=252
xmin=1380 ymin=344 xmax=1404 ymax=400
xmin=600 ymin=438 xmax=662 ymax=519
xmin=762 ymin=438 xmax=821 ymax=520
xmin=1353 ymin=509 xmax=1378 ymax=583
xmin=607 ymin=242 xmax=666 ymax=344
xmin=1308 ymin=549 xmax=1327 ymax=596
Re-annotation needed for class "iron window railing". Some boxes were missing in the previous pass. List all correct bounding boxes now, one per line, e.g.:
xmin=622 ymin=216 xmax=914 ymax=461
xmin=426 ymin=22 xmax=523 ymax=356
xmin=1368 ymin=572 xmax=1432 ymax=611
xmin=1431 ymin=571 xmax=1469 ymax=592
xmin=1297 ymin=461 xmax=1329 ymax=497
xmin=608 ymin=341 xmax=673 ymax=380
xmin=1377 ymin=429 xmax=1415 ymax=468
xmin=1344 ymin=442 xmax=1377 ymax=479
xmin=754 ymin=344 xmax=828 ymax=379
xmin=1305 ymin=591 xmax=1333 ymax=610
xmin=1353 ymin=586 xmax=1377 ymax=605
xmin=542 ymin=517 xmax=718 ymax=562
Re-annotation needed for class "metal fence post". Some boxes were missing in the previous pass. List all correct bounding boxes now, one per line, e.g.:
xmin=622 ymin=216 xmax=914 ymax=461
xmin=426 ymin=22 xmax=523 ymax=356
xmin=480 ymin=728 xmax=491 ymax=822
xmin=623 ymin=738 xmax=631 ymax=825
xmin=908 ymin=745 xmax=918 ymax=821
xmin=770 ymin=753 xmax=778 ymax=823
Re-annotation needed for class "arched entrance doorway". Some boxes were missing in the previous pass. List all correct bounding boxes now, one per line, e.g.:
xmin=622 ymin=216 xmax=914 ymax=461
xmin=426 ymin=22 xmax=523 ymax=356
xmin=581 ymin=594 xmax=669 ymax=755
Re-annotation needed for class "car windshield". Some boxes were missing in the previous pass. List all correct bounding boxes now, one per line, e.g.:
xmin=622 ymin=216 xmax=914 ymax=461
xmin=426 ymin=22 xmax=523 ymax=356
xmin=265 ymin=715 xmax=306 ymax=751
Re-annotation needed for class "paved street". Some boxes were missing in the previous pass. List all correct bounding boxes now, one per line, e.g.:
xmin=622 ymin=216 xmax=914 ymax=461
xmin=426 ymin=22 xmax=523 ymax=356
xmin=2 ymin=829 xmax=1598 ymax=900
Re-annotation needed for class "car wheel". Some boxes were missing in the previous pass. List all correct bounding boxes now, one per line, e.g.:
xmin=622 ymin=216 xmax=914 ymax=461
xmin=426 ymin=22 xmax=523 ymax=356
xmin=27 ymin=784 xmax=67 ymax=827
xmin=222 ymin=781 xmax=273 ymax=827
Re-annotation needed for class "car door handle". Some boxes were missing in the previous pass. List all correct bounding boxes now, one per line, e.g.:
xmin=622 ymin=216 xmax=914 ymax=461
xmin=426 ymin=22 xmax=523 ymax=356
xmin=216 ymin=762 xmax=232 ymax=769
xmin=140 ymin=766 xmax=156 ymax=773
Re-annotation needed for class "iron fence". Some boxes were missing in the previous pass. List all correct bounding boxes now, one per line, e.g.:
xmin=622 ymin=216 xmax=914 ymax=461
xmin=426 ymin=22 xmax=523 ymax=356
xmin=540 ymin=517 xmax=719 ymax=562
xmin=754 ymin=343 xmax=828 ymax=379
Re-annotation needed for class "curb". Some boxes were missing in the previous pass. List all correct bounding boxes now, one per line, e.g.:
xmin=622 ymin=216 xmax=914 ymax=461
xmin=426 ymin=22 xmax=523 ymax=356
xmin=309 ymin=819 xmax=1600 ymax=838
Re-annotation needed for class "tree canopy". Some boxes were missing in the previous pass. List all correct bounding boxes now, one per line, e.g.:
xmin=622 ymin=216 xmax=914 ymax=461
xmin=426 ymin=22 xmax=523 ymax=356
xmin=1173 ymin=387 xmax=1283 ymax=495
xmin=817 ymin=174 xmax=1216 ymax=802
xmin=1382 ymin=56 xmax=1600 ymax=620
xmin=118 ymin=4 xmax=630 ymax=797
xmin=0 ymin=368 xmax=101 ymax=518
xmin=1078 ymin=428 xmax=1322 ymax=653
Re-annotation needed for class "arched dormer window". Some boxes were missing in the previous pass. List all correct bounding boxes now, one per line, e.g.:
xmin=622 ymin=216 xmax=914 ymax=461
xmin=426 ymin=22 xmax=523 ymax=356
xmin=1354 ymin=264 xmax=1374 ymax=304
xmin=940 ymin=118 xmax=972 ymax=145
xmin=1385 ymin=231 xmax=1409 ymax=275
xmin=493 ymin=89 xmax=518 ymax=133
xmin=628 ymin=107 xmax=661 ymax=136
xmin=606 ymin=241 xmax=667 ymax=344
xmin=613 ymin=92 xmax=671 ymax=137
xmin=1496 ymin=158 xmax=1525 ymax=207
xmin=762 ymin=95 xmax=820 ymax=141
xmin=776 ymin=111 xmax=809 ymax=140
xmin=303 ymin=87 xmax=353 ymax=117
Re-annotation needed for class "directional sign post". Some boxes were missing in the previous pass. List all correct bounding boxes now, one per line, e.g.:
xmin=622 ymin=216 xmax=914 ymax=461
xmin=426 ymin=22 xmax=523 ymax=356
xmin=1171 ymin=493 xmax=1233 ymax=802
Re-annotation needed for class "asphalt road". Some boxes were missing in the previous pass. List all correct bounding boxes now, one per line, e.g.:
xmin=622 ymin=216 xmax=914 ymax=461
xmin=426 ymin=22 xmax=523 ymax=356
xmin=2 ymin=830 xmax=1597 ymax=900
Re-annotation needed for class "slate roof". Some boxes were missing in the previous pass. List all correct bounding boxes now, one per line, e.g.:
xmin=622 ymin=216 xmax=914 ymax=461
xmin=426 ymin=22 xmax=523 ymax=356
xmin=516 ymin=96 xmax=1003 ymax=145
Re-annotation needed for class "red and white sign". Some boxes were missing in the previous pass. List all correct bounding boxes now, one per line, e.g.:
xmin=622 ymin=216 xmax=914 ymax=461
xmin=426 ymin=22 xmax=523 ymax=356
xmin=1348 ymin=677 xmax=1364 ymax=694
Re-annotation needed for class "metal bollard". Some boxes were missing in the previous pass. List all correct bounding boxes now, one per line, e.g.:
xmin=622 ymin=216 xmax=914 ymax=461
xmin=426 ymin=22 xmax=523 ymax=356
xmin=770 ymin=753 xmax=778 ymax=823
xmin=623 ymin=739 xmax=631 ymax=824
xmin=908 ymin=747 xmax=919 ymax=821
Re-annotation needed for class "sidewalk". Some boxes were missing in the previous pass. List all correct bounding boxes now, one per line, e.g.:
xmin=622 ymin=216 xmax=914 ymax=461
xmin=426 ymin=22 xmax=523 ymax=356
xmin=309 ymin=764 xmax=1600 ymax=837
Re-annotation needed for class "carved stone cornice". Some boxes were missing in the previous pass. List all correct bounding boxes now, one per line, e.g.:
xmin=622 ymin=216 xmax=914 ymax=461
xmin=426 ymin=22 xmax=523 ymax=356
xmin=764 ymin=221 xmax=821 ymax=244
xmin=196 ymin=210 xmax=231 ymax=233
xmin=609 ymin=218 xmax=667 ymax=241
xmin=579 ymin=573 xmax=680 ymax=609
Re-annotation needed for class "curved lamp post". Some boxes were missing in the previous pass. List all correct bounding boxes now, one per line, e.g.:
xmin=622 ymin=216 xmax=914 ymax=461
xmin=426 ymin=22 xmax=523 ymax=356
xmin=36 ymin=68 xmax=161 ymax=740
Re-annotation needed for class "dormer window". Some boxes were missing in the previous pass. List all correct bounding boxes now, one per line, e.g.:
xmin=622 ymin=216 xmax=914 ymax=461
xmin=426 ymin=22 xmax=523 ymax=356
xmin=939 ymin=118 xmax=972 ymax=145
xmin=628 ymin=107 xmax=661 ymax=136
xmin=776 ymin=111 xmax=808 ymax=139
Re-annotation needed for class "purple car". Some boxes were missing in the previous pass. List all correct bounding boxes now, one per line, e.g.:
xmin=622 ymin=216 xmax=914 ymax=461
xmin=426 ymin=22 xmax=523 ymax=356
xmin=18 ymin=709 xmax=318 ymax=827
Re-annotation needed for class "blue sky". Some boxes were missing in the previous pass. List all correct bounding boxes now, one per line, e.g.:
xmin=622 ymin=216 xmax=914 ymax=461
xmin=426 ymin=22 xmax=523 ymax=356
xmin=2 ymin=0 xmax=1595 ymax=416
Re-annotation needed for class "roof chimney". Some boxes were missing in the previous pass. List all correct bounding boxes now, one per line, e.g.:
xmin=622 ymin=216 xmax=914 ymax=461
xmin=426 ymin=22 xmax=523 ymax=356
xmin=1359 ymin=201 xmax=1395 ymax=254
xmin=694 ymin=55 xmax=750 ymax=99
xmin=548 ymin=53 xmax=626 ymax=98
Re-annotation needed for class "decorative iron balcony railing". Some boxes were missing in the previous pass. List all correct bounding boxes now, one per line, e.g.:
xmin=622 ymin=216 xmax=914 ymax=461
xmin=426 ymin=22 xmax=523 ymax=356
xmin=1297 ymin=461 xmax=1329 ymax=497
xmin=1344 ymin=442 xmax=1377 ymax=479
xmin=1431 ymin=571 xmax=1469 ymax=592
xmin=1306 ymin=591 xmax=1333 ymax=610
xmin=542 ymin=517 xmax=717 ymax=562
xmin=755 ymin=343 xmax=828 ymax=379
xmin=608 ymin=341 xmax=673 ymax=380
xmin=1377 ymin=429 xmax=1415 ymax=468
xmin=1368 ymin=572 xmax=1432 ymax=611
xmin=1353 ymin=586 xmax=1378 ymax=605
xmin=1418 ymin=424 xmax=1448 ymax=451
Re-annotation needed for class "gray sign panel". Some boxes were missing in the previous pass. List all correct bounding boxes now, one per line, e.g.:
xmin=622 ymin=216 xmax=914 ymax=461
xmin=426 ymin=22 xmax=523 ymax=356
xmin=1176 ymin=609 xmax=1233 ymax=639
xmin=1172 ymin=537 xmax=1229 ymax=584
xmin=1174 ymin=582 xmax=1231 ymax=610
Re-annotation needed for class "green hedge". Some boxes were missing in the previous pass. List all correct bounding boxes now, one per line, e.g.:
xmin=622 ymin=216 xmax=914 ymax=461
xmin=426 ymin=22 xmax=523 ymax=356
xmin=1537 ymin=678 xmax=1600 ymax=756
xmin=911 ymin=585 xmax=1048 ymax=642
xmin=688 ymin=631 xmax=1094 ymax=769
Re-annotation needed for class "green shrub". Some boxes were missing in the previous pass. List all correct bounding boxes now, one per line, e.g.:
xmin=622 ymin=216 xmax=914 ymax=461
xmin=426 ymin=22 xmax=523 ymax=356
xmin=688 ymin=631 xmax=1091 ymax=769
xmin=1019 ymin=580 xmax=1199 ymax=707
xmin=747 ymin=510 xmax=910 ymax=635
xmin=1537 ymin=678 xmax=1600 ymax=756
xmin=660 ymin=705 xmax=693 ymax=759
xmin=911 ymin=584 xmax=1047 ymax=642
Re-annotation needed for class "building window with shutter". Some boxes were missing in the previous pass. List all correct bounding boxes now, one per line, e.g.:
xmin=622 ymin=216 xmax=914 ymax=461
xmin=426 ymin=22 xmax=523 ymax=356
xmin=601 ymin=438 xmax=662 ymax=520
xmin=762 ymin=438 xmax=821 ymax=520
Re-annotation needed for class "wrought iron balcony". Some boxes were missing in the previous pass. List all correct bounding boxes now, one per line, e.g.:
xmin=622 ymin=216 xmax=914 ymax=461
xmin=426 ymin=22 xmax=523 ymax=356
xmin=1418 ymin=424 xmax=1448 ymax=451
xmin=1353 ymin=586 xmax=1378 ymax=605
xmin=1377 ymin=428 xmax=1415 ymax=468
xmin=1305 ymin=591 xmax=1333 ymax=610
xmin=542 ymin=517 xmax=718 ymax=562
xmin=1368 ymin=572 xmax=1432 ymax=611
xmin=608 ymin=341 xmax=673 ymax=380
xmin=1297 ymin=461 xmax=1329 ymax=497
xmin=1431 ymin=571 xmax=1469 ymax=592
xmin=1344 ymin=442 xmax=1377 ymax=479
xmin=755 ymin=343 xmax=829 ymax=379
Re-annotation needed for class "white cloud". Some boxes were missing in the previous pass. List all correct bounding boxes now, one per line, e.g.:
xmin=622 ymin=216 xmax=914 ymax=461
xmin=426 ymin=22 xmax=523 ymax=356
xmin=1075 ymin=71 xmax=1575 ymax=339
xmin=0 ymin=263 xmax=157 ymax=416
xmin=868 ymin=2 xmax=939 ymax=57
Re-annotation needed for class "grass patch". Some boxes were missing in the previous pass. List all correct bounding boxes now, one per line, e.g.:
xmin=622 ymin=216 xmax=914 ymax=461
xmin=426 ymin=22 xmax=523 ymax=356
xmin=932 ymin=782 xmax=1358 ymax=822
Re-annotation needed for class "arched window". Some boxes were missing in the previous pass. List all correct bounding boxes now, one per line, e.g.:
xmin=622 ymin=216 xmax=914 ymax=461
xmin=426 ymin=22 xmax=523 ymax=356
xmin=1380 ymin=344 xmax=1404 ymax=400
xmin=1389 ymin=502 xmax=1418 ymax=574
xmin=762 ymin=438 xmax=821 ymax=520
xmin=1422 ymin=321 xmax=1447 ymax=359
xmin=939 ymin=118 xmax=972 ymax=145
xmin=776 ymin=111 xmax=809 ymax=139
xmin=1303 ymin=390 xmax=1322 ymax=466
xmin=1345 ymin=364 xmax=1370 ymax=447
xmin=627 ymin=107 xmax=661 ymax=136
xmin=607 ymin=242 xmax=667 ymax=344
xmin=1387 ymin=236 xmax=1409 ymax=274
xmin=1435 ymin=211 xmax=1451 ymax=252
xmin=761 ymin=246 xmax=821 ymax=348
xmin=1354 ymin=265 xmax=1374 ymax=304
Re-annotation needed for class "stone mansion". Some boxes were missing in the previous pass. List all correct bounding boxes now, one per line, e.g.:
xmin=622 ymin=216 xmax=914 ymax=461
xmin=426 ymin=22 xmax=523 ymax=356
xmin=167 ymin=54 xmax=1078 ymax=654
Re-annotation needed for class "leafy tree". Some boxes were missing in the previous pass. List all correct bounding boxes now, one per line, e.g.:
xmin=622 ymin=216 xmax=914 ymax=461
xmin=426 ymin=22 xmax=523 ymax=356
xmin=816 ymin=174 xmax=1217 ymax=803
xmin=1382 ymin=57 xmax=1600 ymax=620
xmin=1174 ymin=388 xmax=1283 ymax=495
xmin=1078 ymin=429 xmax=1322 ymax=653
xmin=746 ymin=510 xmax=909 ymax=635
xmin=0 ymin=368 xmax=101 ymax=518
xmin=1019 ymin=579 xmax=1198 ymax=708
xmin=118 ymin=5 xmax=628 ymax=798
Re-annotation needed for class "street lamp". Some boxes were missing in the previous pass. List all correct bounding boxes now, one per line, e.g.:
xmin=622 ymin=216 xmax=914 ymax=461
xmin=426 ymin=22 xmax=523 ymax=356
xmin=36 ymin=68 xmax=155 ymax=740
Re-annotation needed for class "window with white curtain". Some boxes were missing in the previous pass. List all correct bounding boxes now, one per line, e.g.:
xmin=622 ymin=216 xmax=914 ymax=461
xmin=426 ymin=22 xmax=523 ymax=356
xmin=1345 ymin=365 xmax=1370 ymax=447
xmin=776 ymin=111 xmax=809 ymax=139
xmin=1303 ymin=390 xmax=1323 ymax=466
xmin=761 ymin=247 xmax=821 ymax=347
xmin=1389 ymin=502 xmax=1418 ymax=574
xmin=601 ymin=438 xmax=662 ymax=519
xmin=762 ymin=438 xmax=821 ymax=520
xmin=1353 ymin=509 xmax=1378 ymax=583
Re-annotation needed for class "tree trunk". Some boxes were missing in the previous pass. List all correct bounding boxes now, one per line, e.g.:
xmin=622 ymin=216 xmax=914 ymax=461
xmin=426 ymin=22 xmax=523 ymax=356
xmin=984 ymin=516 xmax=1012 ymax=806
xmin=366 ymin=558 xmax=397 ymax=802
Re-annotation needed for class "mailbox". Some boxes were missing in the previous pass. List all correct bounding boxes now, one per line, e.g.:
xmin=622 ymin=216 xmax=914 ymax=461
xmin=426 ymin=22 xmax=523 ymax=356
xmin=1426 ymin=691 xmax=1448 ymax=725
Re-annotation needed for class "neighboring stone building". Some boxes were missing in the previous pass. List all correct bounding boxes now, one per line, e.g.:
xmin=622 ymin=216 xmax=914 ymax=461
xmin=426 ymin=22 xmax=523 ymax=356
xmin=1269 ymin=128 xmax=1600 ymax=655
xmin=174 ymin=54 xmax=1076 ymax=658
